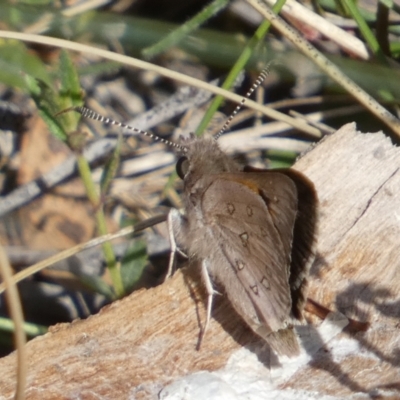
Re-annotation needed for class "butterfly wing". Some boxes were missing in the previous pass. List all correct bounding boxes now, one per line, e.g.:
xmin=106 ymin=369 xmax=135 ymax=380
xmin=201 ymin=172 xmax=298 ymax=334
xmin=244 ymin=166 xmax=319 ymax=320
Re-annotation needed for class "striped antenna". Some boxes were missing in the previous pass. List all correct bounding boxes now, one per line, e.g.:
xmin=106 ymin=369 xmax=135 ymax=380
xmin=71 ymin=106 xmax=186 ymax=152
xmin=214 ymin=64 xmax=273 ymax=141
xmin=66 ymin=67 xmax=273 ymax=150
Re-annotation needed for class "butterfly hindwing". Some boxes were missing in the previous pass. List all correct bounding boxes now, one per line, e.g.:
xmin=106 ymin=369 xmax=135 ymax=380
xmin=244 ymin=166 xmax=319 ymax=320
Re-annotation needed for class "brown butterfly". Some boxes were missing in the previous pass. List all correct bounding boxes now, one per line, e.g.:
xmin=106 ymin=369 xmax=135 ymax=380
xmin=167 ymin=132 xmax=318 ymax=356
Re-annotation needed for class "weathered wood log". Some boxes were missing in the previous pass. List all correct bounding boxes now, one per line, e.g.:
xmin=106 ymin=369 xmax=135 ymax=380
xmin=1 ymin=123 xmax=399 ymax=399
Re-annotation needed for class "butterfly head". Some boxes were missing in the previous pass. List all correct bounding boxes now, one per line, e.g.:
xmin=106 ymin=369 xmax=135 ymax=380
xmin=175 ymin=133 xmax=241 ymax=187
xmin=174 ymin=66 xmax=273 ymax=186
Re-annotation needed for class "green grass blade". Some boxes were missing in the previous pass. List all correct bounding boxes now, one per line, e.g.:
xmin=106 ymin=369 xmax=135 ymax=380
xmin=0 ymin=317 xmax=47 ymax=337
xmin=195 ymin=0 xmax=287 ymax=136
xmin=341 ymin=0 xmax=387 ymax=62
xmin=142 ymin=0 xmax=230 ymax=59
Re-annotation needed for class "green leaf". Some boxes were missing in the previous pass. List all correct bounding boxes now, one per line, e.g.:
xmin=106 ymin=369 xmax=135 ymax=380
xmin=380 ymin=0 xmax=393 ymax=8
xmin=100 ymin=135 xmax=122 ymax=196
xmin=265 ymin=149 xmax=297 ymax=168
xmin=121 ymin=239 xmax=148 ymax=293
xmin=18 ymin=0 xmax=54 ymax=5
xmin=78 ymin=60 xmax=121 ymax=77
xmin=24 ymin=74 xmax=68 ymax=142
xmin=78 ymin=273 xmax=115 ymax=299
xmin=59 ymin=50 xmax=83 ymax=132
xmin=0 ymin=41 xmax=51 ymax=89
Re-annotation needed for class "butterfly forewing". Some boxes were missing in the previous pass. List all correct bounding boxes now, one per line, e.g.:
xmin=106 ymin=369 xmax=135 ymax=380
xmin=200 ymin=173 xmax=298 ymax=333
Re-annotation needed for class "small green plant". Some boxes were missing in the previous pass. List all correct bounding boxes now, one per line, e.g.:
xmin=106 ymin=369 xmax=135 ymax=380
xmin=27 ymin=50 xmax=126 ymax=298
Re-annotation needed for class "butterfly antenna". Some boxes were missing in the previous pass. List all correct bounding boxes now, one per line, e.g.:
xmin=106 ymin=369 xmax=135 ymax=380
xmin=214 ymin=64 xmax=273 ymax=141
xmin=69 ymin=106 xmax=186 ymax=152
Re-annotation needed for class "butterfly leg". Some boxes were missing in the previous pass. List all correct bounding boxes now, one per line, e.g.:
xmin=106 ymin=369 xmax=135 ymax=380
xmin=201 ymin=260 xmax=214 ymax=334
xmin=166 ymin=208 xmax=188 ymax=279
xmin=198 ymin=259 xmax=220 ymax=347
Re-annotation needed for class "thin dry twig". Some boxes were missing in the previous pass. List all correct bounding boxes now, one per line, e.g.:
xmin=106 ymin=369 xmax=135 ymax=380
xmin=0 ymin=216 xmax=167 ymax=295
xmin=0 ymin=243 xmax=27 ymax=400
xmin=0 ymin=30 xmax=320 ymax=137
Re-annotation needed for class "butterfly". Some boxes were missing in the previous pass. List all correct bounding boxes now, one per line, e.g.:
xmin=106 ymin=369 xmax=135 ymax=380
xmin=71 ymin=67 xmax=318 ymax=356
xmin=167 ymin=131 xmax=318 ymax=356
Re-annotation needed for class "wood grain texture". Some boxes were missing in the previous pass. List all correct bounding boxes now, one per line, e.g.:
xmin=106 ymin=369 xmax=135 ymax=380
xmin=288 ymin=123 xmax=400 ymax=397
xmin=1 ymin=123 xmax=399 ymax=399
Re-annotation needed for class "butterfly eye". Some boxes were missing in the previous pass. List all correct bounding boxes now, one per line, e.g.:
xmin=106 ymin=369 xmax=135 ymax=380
xmin=176 ymin=156 xmax=189 ymax=179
